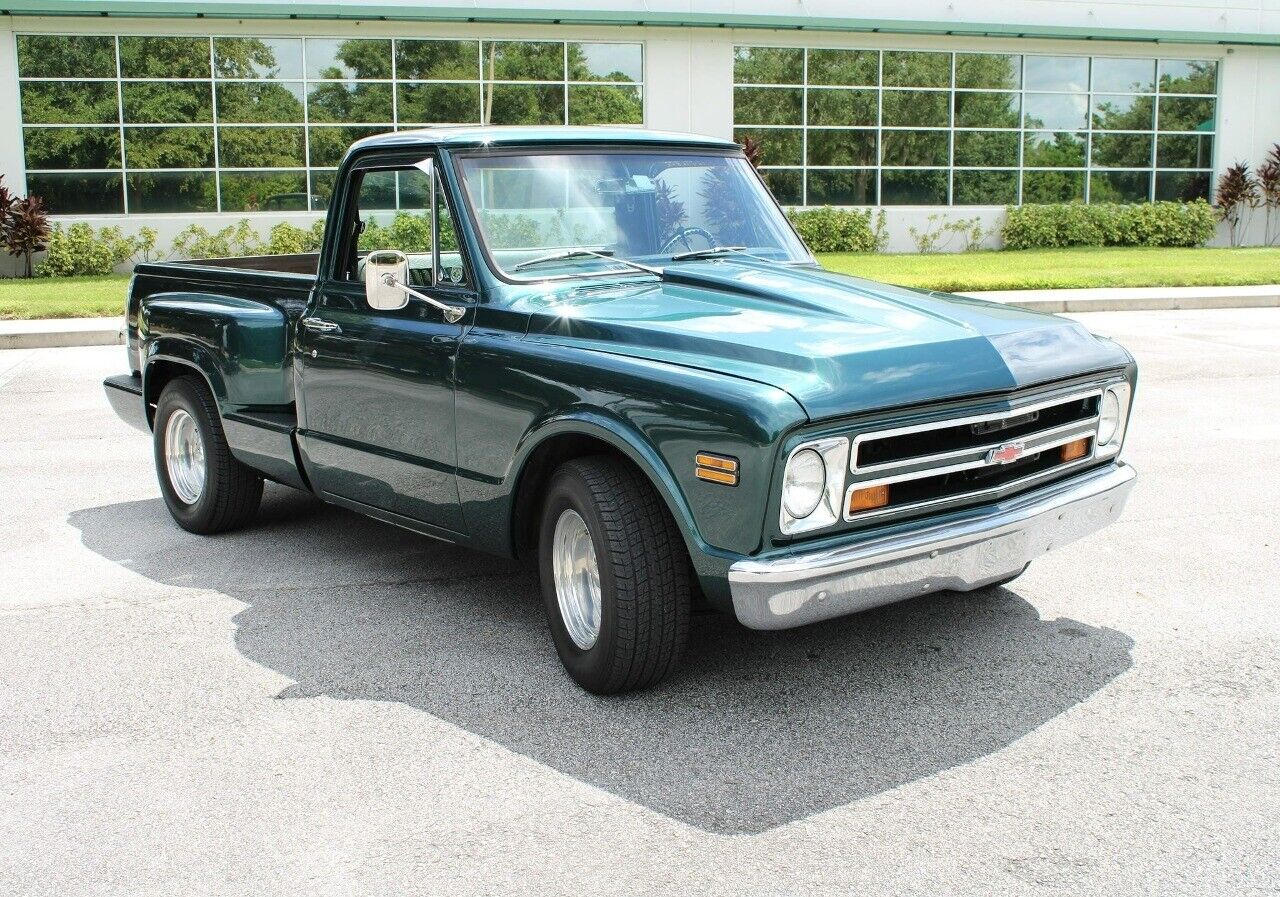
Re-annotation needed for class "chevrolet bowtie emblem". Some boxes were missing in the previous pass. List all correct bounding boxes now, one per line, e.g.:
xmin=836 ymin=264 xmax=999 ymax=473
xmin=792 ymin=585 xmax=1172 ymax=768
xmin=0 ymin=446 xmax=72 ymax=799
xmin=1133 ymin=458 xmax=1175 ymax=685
xmin=987 ymin=441 xmax=1026 ymax=464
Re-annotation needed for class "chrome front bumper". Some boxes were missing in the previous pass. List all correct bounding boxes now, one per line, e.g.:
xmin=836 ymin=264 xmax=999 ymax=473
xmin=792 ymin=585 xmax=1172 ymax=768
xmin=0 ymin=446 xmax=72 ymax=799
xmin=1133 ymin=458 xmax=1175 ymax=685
xmin=729 ymin=463 xmax=1136 ymax=630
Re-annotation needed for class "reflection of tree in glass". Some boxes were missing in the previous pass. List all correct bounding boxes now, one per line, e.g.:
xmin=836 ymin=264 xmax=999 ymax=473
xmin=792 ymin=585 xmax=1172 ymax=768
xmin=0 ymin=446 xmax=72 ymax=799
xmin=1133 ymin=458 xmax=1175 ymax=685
xmin=655 ymin=179 xmax=688 ymax=239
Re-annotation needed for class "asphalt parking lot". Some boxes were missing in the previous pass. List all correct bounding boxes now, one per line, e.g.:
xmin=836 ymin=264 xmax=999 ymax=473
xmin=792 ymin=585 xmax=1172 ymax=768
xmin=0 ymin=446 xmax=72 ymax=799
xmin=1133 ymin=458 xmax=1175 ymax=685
xmin=1 ymin=308 xmax=1277 ymax=896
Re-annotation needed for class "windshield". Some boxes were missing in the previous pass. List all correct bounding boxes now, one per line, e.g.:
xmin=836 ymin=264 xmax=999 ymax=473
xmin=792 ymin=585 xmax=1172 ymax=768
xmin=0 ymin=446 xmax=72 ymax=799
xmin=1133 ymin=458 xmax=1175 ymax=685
xmin=455 ymin=150 xmax=810 ymax=279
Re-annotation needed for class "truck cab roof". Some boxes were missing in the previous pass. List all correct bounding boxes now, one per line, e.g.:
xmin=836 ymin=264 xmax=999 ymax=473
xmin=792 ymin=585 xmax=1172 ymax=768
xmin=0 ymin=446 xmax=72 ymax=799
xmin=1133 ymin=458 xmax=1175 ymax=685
xmin=347 ymin=126 xmax=740 ymax=154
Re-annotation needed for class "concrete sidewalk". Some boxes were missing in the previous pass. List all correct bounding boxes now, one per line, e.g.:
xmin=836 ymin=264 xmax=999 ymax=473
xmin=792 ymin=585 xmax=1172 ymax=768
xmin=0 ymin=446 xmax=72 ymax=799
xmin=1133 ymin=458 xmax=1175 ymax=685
xmin=2 ymin=285 xmax=1278 ymax=349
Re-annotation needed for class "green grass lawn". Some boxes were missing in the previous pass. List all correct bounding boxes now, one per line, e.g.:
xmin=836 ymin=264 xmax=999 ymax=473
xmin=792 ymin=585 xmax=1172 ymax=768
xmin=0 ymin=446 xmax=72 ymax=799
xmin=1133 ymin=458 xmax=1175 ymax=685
xmin=1 ymin=246 xmax=1279 ymax=319
xmin=817 ymin=246 xmax=1280 ymax=292
xmin=0 ymin=274 xmax=130 ymax=320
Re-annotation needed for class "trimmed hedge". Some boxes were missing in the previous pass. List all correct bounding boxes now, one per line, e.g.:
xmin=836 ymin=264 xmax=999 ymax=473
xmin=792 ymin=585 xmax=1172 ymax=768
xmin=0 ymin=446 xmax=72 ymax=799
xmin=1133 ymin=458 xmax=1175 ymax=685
xmin=785 ymin=207 xmax=888 ymax=254
xmin=1002 ymin=200 xmax=1217 ymax=250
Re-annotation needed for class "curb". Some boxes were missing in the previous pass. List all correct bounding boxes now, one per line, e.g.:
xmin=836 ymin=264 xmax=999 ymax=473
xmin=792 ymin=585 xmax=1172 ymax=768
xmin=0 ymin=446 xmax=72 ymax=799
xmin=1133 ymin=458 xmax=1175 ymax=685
xmin=2 ymin=286 xmax=1279 ymax=349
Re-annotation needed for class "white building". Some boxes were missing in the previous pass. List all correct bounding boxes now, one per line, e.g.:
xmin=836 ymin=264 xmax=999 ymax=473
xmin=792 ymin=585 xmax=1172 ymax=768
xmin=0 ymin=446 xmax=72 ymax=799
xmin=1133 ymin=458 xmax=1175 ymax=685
xmin=2 ymin=0 xmax=1277 ymax=255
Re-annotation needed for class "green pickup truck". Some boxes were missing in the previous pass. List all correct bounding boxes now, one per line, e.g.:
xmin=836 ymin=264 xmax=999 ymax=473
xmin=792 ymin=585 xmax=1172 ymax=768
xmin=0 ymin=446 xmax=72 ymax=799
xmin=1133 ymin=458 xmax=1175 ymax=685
xmin=105 ymin=126 xmax=1137 ymax=693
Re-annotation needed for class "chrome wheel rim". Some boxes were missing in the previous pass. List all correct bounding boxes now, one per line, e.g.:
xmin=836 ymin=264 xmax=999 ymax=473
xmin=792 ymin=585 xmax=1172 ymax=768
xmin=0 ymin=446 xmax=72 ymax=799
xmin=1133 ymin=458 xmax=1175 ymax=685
xmin=552 ymin=509 xmax=602 ymax=650
xmin=164 ymin=408 xmax=206 ymax=505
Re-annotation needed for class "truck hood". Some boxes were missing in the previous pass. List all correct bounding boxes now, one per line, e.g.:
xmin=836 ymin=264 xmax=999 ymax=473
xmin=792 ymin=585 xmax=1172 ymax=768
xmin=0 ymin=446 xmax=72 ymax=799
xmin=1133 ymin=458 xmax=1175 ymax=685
xmin=516 ymin=259 xmax=1132 ymax=421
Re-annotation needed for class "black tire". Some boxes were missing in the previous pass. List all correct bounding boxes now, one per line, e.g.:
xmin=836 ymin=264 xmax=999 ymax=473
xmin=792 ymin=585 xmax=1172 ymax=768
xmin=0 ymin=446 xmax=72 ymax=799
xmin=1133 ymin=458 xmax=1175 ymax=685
xmin=537 ymin=455 xmax=691 ymax=694
xmin=153 ymin=375 xmax=263 ymax=534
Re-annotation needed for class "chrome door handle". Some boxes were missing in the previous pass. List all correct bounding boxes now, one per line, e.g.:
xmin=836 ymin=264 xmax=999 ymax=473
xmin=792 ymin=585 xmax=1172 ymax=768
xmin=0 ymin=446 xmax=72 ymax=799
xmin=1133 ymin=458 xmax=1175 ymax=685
xmin=301 ymin=318 xmax=341 ymax=334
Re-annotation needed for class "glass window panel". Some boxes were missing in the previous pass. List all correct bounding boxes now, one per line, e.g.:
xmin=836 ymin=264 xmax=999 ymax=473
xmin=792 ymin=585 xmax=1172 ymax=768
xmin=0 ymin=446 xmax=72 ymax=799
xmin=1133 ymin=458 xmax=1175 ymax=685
xmin=395 ymin=40 xmax=479 ymax=80
xmin=119 ymin=36 xmax=211 ymax=78
xmin=1092 ymin=93 xmax=1155 ymax=131
xmin=1158 ymin=96 xmax=1215 ymax=132
xmin=1155 ymin=170 xmax=1211 ymax=202
xmin=305 ymin=38 xmax=392 ymax=80
xmin=1091 ymin=57 xmax=1155 ymax=94
xmin=807 ymin=169 xmax=876 ymax=206
xmin=882 ymin=90 xmax=950 ymax=128
xmin=217 ymin=126 xmax=305 ymax=168
xmin=1091 ymin=133 xmax=1153 ymax=169
xmin=734 ymin=128 xmax=803 ymax=167
xmin=355 ymin=170 xmax=398 ymax=211
xmin=568 ymin=85 xmax=642 ymax=125
xmin=482 ymin=41 xmax=562 ymax=81
xmin=26 ymin=172 xmax=123 ymax=214
xmin=881 ymin=130 xmax=948 ymax=167
xmin=1090 ymin=170 xmax=1151 ymax=203
xmin=308 ymin=126 xmax=388 ymax=168
xmin=16 ymin=35 xmax=115 ymax=79
xmin=807 ymin=88 xmax=877 ymax=127
xmin=20 ymin=82 xmax=118 ymax=125
xmin=1024 ymin=55 xmax=1089 ymax=92
xmin=881 ymin=169 xmax=948 ymax=205
xmin=954 ymin=91 xmax=1020 ymax=128
xmin=953 ymin=169 xmax=1018 ymax=205
xmin=807 ymin=49 xmax=878 ymax=86
xmin=1158 ymin=59 xmax=1218 ymax=95
xmin=397 ymin=83 xmax=481 ymax=123
xmin=124 ymin=126 xmax=215 ymax=170
xmin=1023 ymin=92 xmax=1088 ymax=130
xmin=1023 ymin=131 xmax=1086 ymax=167
xmin=126 ymin=171 xmax=218 ymax=213
xmin=882 ymin=51 xmax=951 ymax=88
xmin=733 ymin=46 xmax=803 ymax=85
xmin=806 ymin=129 xmax=876 ymax=167
xmin=219 ymin=170 xmax=308 ymax=212
xmin=955 ymin=53 xmax=1020 ymax=90
xmin=307 ymin=82 xmax=393 ymax=123
xmin=23 ymin=127 xmax=121 ymax=170
xmin=216 ymin=82 xmax=305 ymax=124
xmin=214 ymin=37 xmax=303 ymax=80
xmin=735 ymin=87 xmax=802 ymax=126
xmin=484 ymin=84 xmax=565 ymax=125
xmin=123 ymin=81 xmax=213 ymax=124
xmin=569 ymin=43 xmax=642 ymax=83
xmin=761 ymin=168 xmax=802 ymax=205
xmin=954 ymin=131 xmax=1019 ymax=167
xmin=311 ymin=170 xmax=339 ymax=211
xmin=1157 ymin=134 xmax=1214 ymax=169
xmin=1022 ymin=170 xmax=1084 ymax=203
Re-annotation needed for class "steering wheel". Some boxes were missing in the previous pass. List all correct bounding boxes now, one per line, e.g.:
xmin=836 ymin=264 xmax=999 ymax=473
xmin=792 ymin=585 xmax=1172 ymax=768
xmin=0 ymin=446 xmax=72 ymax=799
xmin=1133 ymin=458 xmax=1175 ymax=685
xmin=660 ymin=226 xmax=716 ymax=256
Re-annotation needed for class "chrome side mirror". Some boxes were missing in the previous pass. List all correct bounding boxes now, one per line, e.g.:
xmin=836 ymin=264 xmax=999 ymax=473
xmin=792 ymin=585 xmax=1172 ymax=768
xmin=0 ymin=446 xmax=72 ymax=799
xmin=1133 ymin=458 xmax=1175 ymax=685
xmin=364 ymin=250 xmax=410 ymax=311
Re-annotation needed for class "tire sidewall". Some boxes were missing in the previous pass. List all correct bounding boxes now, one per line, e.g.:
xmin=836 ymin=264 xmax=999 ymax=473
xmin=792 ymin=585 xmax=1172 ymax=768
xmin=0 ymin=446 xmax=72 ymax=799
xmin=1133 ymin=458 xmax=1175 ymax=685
xmin=538 ymin=468 xmax=621 ymax=692
xmin=153 ymin=379 xmax=217 ymax=531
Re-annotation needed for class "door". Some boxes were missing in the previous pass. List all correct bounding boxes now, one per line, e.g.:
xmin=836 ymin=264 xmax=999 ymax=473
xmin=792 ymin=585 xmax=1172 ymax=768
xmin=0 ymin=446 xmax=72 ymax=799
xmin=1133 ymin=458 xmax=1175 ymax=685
xmin=296 ymin=159 xmax=474 ymax=533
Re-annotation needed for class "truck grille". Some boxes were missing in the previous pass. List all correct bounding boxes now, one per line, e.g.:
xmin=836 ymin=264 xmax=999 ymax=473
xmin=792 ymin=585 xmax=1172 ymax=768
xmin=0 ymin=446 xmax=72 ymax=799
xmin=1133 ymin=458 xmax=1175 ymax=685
xmin=844 ymin=388 xmax=1105 ymax=522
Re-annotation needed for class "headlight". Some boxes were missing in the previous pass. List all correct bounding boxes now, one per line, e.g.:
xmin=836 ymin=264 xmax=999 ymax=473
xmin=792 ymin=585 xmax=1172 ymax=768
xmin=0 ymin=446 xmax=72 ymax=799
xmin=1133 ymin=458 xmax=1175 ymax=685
xmin=779 ymin=437 xmax=849 ymax=535
xmin=782 ymin=449 xmax=826 ymax=519
xmin=1098 ymin=389 xmax=1121 ymax=445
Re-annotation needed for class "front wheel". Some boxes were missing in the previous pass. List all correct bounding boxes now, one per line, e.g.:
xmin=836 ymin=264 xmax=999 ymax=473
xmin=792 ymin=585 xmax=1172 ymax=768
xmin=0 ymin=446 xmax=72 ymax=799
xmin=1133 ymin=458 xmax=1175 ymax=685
xmin=538 ymin=456 xmax=691 ymax=694
xmin=153 ymin=376 xmax=263 ymax=534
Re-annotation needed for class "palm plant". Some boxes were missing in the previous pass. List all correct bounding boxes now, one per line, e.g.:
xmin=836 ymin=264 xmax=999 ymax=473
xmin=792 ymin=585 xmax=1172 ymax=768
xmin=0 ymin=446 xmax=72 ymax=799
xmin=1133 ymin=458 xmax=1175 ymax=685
xmin=1257 ymin=144 xmax=1280 ymax=246
xmin=5 ymin=195 xmax=51 ymax=277
xmin=1214 ymin=162 xmax=1259 ymax=247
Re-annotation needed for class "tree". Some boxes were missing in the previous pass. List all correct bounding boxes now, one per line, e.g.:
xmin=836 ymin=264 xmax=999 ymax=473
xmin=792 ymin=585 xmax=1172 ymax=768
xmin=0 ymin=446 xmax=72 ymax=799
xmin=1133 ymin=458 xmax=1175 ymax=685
xmin=5 ymin=196 xmax=51 ymax=277
xmin=1214 ymin=162 xmax=1258 ymax=247
xmin=1258 ymin=144 xmax=1280 ymax=246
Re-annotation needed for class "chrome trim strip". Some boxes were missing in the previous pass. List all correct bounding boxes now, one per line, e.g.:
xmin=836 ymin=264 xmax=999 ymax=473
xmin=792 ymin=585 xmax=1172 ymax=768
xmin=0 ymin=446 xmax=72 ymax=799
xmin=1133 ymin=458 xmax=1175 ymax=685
xmin=730 ymin=464 xmax=1136 ymax=631
xmin=850 ymin=387 xmax=1103 ymax=473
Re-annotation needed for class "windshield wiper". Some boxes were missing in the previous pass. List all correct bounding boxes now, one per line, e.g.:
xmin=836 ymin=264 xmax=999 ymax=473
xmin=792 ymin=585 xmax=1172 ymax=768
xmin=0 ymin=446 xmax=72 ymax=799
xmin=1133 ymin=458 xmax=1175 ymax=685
xmin=669 ymin=245 xmax=782 ymax=264
xmin=513 ymin=247 xmax=661 ymax=277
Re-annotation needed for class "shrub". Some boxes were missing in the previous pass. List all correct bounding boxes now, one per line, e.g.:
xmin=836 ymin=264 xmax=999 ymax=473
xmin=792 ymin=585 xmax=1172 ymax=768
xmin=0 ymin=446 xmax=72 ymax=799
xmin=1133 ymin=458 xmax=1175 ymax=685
xmin=785 ymin=207 xmax=888 ymax=253
xmin=6 ymin=196 xmax=51 ymax=277
xmin=265 ymin=221 xmax=324 ymax=255
xmin=171 ymin=219 xmax=266 ymax=259
xmin=1001 ymin=200 xmax=1216 ymax=250
xmin=1214 ymin=163 xmax=1258 ymax=247
xmin=1257 ymin=144 xmax=1280 ymax=246
xmin=38 ymin=221 xmax=154 ymax=277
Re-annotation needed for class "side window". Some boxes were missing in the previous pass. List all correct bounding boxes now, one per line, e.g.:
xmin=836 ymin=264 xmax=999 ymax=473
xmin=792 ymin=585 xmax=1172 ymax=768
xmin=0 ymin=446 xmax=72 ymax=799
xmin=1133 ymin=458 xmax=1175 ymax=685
xmin=346 ymin=163 xmax=468 ymax=288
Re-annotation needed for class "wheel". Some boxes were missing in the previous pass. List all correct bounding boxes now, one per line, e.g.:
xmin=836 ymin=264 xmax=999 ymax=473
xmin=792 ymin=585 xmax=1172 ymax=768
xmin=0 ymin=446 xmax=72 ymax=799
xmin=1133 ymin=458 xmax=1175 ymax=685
xmin=153 ymin=375 xmax=263 ymax=534
xmin=537 ymin=456 xmax=691 ymax=694
xmin=659 ymin=226 xmax=716 ymax=256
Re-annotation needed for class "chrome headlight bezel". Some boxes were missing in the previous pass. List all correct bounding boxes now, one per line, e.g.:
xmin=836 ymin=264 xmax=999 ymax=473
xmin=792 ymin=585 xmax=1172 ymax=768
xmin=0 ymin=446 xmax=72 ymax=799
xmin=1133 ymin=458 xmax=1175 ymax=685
xmin=1094 ymin=381 xmax=1132 ymax=459
xmin=779 ymin=437 xmax=849 ymax=536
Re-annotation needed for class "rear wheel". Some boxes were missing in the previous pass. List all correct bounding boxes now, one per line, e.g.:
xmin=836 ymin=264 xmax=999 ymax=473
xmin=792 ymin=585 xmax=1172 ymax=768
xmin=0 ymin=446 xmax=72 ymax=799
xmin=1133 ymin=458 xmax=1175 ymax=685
xmin=538 ymin=456 xmax=691 ymax=694
xmin=153 ymin=375 xmax=262 ymax=534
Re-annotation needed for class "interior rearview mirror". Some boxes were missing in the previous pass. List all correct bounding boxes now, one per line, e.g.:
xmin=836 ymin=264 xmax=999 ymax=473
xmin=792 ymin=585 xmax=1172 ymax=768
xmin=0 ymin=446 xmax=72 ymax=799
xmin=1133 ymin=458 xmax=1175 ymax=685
xmin=364 ymin=250 xmax=411 ymax=311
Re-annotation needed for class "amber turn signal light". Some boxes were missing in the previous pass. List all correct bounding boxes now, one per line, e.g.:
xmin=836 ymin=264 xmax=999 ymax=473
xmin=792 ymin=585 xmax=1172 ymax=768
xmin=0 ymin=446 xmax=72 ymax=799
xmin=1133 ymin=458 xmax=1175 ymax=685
xmin=848 ymin=484 xmax=890 ymax=514
xmin=1060 ymin=437 xmax=1090 ymax=463
xmin=695 ymin=452 xmax=739 ymax=486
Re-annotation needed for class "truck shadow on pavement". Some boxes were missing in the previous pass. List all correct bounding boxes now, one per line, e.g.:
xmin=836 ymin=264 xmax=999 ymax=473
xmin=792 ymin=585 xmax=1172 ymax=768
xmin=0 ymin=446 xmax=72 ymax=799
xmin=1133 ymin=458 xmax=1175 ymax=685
xmin=70 ymin=484 xmax=1134 ymax=835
